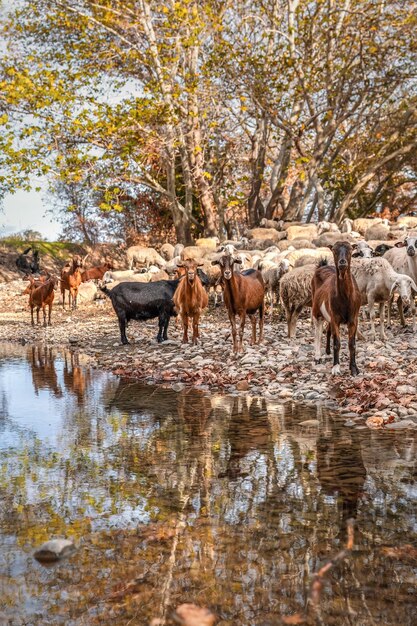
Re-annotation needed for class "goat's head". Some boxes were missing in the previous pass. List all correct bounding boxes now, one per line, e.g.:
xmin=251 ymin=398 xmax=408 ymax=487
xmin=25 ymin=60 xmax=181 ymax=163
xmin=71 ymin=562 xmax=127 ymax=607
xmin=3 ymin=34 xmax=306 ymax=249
xmin=396 ymin=236 xmax=417 ymax=257
xmin=212 ymin=252 xmax=241 ymax=280
xmin=177 ymin=258 xmax=203 ymax=284
xmin=72 ymin=255 xmax=83 ymax=269
xmin=332 ymin=241 xmax=353 ymax=274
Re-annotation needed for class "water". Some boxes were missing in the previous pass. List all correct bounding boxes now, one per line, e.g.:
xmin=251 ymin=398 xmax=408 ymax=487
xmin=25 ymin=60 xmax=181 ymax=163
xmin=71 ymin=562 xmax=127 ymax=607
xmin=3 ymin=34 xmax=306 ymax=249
xmin=0 ymin=343 xmax=415 ymax=625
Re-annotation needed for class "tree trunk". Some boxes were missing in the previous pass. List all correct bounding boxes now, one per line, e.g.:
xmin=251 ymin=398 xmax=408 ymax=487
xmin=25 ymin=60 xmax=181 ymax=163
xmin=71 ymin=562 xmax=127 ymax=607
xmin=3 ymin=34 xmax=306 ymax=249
xmin=283 ymin=178 xmax=307 ymax=221
xmin=247 ymin=116 xmax=268 ymax=226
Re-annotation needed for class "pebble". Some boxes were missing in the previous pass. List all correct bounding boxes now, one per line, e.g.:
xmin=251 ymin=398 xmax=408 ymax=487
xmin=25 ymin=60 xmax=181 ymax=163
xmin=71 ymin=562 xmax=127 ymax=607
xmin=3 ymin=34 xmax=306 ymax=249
xmin=385 ymin=420 xmax=417 ymax=430
xmin=34 ymin=538 xmax=76 ymax=563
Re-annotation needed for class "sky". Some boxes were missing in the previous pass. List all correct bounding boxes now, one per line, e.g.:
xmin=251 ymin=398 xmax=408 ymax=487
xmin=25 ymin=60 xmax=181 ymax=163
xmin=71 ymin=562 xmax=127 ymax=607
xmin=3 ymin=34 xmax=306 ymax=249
xmin=0 ymin=185 xmax=60 ymax=241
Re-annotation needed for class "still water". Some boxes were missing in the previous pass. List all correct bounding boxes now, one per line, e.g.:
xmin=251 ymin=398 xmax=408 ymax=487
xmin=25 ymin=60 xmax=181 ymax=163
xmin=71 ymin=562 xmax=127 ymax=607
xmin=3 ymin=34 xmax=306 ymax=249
xmin=0 ymin=343 xmax=415 ymax=625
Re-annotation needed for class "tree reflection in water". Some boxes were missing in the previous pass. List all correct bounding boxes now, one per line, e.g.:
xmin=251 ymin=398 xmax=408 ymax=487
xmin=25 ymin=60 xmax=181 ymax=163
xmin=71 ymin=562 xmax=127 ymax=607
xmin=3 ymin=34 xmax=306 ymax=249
xmin=0 ymin=344 xmax=415 ymax=625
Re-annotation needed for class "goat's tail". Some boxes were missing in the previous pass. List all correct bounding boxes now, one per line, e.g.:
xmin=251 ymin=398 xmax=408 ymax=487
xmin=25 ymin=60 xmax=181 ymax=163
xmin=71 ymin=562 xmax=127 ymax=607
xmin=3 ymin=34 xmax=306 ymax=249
xmin=318 ymin=257 xmax=329 ymax=267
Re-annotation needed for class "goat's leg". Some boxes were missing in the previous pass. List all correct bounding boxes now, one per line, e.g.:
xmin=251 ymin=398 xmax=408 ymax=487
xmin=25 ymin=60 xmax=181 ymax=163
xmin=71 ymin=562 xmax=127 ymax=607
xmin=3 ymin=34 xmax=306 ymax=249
xmin=229 ymin=314 xmax=238 ymax=353
xmin=325 ymin=325 xmax=331 ymax=355
xmin=42 ymin=305 xmax=47 ymax=327
xmin=36 ymin=307 xmax=40 ymax=325
xmin=48 ymin=303 xmax=52 ymax=326
xmin=162 ymin=315 xmax=170 ymax=341
xmin=331 ymin=323 xmax=341 ymax=375
xmin=31 ymin=305 xmax=35 ymax=326
xmin=238 ymin=312 xmax=246 ymax=352
xmin=182 ymin=313 xmax=189 ymax=343
xmin=118 ymin=315 xmax=129 ymax=345
xmin=313 ymin=316 xmax=323 ymax=364
xmin=348 ymin=321 xmax=360 ymax=376
xmin=61 ymin=289 xmax=65 ymax=309
xmin=379 ymin=303 xmax=387 ymax=341
xmin=249 ymin=314 xmax=257 ymax=345
xmin=258 ymin=302 xmax=264 ymax=343
xmin=192 ymin=312 xmax=200 ymax=344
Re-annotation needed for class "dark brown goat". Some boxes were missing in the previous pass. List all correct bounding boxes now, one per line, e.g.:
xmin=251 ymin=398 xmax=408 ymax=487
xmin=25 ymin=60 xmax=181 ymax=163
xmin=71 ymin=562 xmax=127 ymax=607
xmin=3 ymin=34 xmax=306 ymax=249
xmin=173 ymin=259 xmax=208 ymax=344
xmin=27 ymin=275 xmax=57 ymax=326
xmin=311 ymin=241 xmax=361 ymax=376
xmin=81 ymin=261 xmax=113 ymax=282
xmin=213 ymin=251 xmax=264 ymax=353
xmin=61 ymin=255 xmax=83 ymax=309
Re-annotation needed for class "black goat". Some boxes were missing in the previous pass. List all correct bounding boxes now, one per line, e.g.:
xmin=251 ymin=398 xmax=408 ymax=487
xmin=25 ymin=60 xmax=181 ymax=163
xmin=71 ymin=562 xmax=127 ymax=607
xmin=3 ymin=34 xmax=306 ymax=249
xmin=15 ymin=247 xmax=40 ymax=274
xmin=100 ymin=279 xmax=179 ymax=345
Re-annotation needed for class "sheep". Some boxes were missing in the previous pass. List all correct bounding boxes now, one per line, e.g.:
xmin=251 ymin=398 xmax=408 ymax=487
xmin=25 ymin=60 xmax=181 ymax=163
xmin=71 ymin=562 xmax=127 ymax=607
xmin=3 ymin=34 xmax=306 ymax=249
xmin=279 ymin=264 xmax=317 ymax=338
xmin=126 ymin=245 xmax=166 ymax=270
xmin=341 ymin=217 xmax=353 ymax=233
xmin=312 ymin=232 xmax=356 ymax=248
xmin=246 ymin=228 xmax=286 ymax=242
xmin=284 ymin=238 xmax=316 ymax=250
xmin=352 ymin=217 xmax=384 ymax=236
xmin=317 ymin=221 xmax=340 ymax=235
xmin=383 ymin=235 xmax=417 ymax=330
xmin=160 ymin=243 xmax=175 ymax=261
xmin=174 ymin=243 xmax=185 ymax=257
xmin=260 ymin=218 xmax=281 ymax=230
xmin=103 ymin=269 xmax=136 ymax=283
xmin=219 ymin=237 xmax=250 ymax=250
xmin=262 ymin=259 xmax=290 ymax=309
xmin=285 ymin=247 xmax=333 ymax=267
xmin=181 ymin=245 xmax=209 ymax=260
xmin=352 ymin=241 xmax=374 ymax=258
xmin=195 ymin=236 xmax=219 ymax=250
xmin=364 ymin=223 xmax=390 ymax=241
xmin=77 ymin=281 xmax=98 ymax=303
xmin=286 ymin=224 xmax=318 ymax=241
xmin=351 ymin=257 xmax=417 ymax=340
xmin=397 ymin=216 xmax=417 ymax=229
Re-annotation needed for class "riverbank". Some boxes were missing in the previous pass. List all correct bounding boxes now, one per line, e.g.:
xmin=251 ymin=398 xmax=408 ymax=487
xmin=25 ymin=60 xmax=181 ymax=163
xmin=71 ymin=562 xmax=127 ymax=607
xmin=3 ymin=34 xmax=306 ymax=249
xmin=1 ymin=279 xmax=417 ymax=429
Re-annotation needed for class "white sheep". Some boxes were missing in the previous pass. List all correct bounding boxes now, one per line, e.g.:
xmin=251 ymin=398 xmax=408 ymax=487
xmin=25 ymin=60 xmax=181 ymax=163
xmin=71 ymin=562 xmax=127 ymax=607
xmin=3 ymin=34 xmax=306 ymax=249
xmin=160 ymin=243 xmax=175 ymax=261
xmin=262 ymin=259 xmax=290 ymax=309
xmin=279 ymin=264 xmax=317 ymax=338
xmin=126 ymin=245 xmax=166 ymax=270
xmin=351 ymin=257 xmax=417 ymax=340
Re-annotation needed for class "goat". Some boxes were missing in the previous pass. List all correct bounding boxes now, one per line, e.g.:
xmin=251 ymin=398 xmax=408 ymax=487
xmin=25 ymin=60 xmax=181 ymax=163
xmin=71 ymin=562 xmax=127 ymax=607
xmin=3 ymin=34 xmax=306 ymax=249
xmin=100 ymin=279 xmax=179 ymax=345
xmin=212 ymin=250 xmax=264 ymax=353
xmin=81 ymin=261 xmax=113 ymax=282
xmin=16 ymin=247 xmax=40 ymax=274
xmin=311 ymin=242 xmax=361 ymax=376
xmin=173 ymin=259 xmax=208 ymax=344
xmin=27 ymin=275 xmax=57 ymax=326
xmin=61 ymin=255 xmax=83 ymax=309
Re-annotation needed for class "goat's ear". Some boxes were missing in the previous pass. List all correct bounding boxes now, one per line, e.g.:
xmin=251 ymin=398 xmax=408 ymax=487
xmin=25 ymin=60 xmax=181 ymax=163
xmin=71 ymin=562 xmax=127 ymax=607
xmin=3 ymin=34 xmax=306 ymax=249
xmin=351 ymin=243 xmax=358 ymax=249
xmin=352 ymin=252 xmax=361 ymax=258
xmin=395 ymin=240 xmax=407 ymax=247
xmin=211 ymin=259 xmax=220 ymax=266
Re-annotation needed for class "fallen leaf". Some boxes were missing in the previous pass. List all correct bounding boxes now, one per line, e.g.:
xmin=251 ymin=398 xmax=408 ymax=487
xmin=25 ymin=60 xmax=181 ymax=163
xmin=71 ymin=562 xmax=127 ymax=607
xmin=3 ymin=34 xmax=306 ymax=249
xmin=366 ymin=415 xmax=385 ymax=429
xmin=281 ymin=614 xmax=306 ymax=624
xmin=174 ymin=603 xmax=216 ymax=626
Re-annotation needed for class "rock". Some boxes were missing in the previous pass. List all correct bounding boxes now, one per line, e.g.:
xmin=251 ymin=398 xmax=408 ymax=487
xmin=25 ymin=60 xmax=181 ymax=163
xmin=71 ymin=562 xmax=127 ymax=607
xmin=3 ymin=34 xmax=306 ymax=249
xmin=397 ymin=385 xmax=416 ymax=395
xmin=34 ymin=538 xmax=76 ymax=563
xmin=236 ymin=380 xmax=249 ymax=391
xmin=68 ymin=337 xmax=78 ymax=345
xmin=299 ymin=419 xmax=319 ymax=427
xmin=385 ymin=420 xmax=417 ymax=430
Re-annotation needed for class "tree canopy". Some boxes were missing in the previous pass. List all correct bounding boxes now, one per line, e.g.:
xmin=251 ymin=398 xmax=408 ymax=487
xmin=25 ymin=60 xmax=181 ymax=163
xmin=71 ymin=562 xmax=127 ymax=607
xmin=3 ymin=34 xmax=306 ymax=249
xmin=1 ymin=0 xmax=416 ymax=243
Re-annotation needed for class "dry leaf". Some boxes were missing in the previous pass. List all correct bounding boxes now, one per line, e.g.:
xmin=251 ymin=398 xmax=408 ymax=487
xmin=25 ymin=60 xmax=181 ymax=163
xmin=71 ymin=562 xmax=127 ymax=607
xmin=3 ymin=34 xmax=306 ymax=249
xmin=281 ymin=614 xmax=307 ymax=624
xmin=366 ymin=415 xmax=384 ymax=429
xmin=175 ymin=603 xmax=216 ymax=626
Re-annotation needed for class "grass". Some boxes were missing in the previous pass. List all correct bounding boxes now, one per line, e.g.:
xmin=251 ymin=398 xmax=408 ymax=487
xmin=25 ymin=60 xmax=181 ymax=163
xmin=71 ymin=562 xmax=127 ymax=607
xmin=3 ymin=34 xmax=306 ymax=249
xmin=0 ymin=239 xmax=84 ymax=260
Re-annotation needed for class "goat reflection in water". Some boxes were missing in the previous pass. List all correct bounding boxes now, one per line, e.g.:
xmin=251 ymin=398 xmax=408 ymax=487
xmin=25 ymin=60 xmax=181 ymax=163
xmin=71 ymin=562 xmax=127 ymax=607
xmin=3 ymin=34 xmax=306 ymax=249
xmin=29 ymin=346 xmax=62 ymax=398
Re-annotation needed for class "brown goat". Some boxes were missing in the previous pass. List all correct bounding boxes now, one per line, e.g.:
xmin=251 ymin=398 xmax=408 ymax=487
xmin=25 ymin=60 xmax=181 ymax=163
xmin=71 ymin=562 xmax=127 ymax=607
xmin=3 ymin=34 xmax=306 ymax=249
xmin=61 ymin=255 xmax=83 ymax=309
xmin=81 ymin=261 xmax=113 ymax=282
xmin=173 ymin=259 xmax=208 ymax=344
xmin=27 ymin=275 xmax=57 ymax=326
xmin=311 ymin=242 xmax=361 ymax=376
xmin=213 ymin=251 xmax=264 ymax=353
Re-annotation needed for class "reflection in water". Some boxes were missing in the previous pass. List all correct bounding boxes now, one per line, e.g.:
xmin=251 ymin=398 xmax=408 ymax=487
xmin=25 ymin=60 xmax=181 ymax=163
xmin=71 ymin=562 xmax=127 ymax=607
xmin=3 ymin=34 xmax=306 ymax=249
xmin=0 ymin=344 xmax=415 ymax=626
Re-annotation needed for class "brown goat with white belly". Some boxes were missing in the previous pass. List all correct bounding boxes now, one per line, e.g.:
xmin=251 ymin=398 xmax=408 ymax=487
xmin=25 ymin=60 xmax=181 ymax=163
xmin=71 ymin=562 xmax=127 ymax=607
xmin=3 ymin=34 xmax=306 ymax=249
xmin=213 ymin=250 xmax=264 ymax=353
xmin=173 ymin=259 xmax=208 ymax=344
xmin=311 ymin=241 xmax=361 ymax=376
xmin=27 ymin=275 xmax=57 ymax=326
xmin=61 ymin=255 xmax=84 ymax=309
